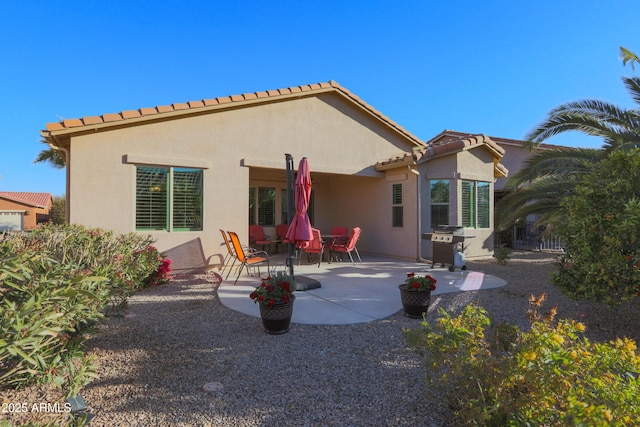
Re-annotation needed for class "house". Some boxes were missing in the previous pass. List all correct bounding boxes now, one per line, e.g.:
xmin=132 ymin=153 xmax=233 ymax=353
xmin=0 ymin=192 xmax=53 ymax=231
xmin=424 ymin=130 xmax=561 ymax=194
xmin=40 ymin=81 xmax=507 ymax=262
xmin=426 ymin=130 xmax=567 ymax=250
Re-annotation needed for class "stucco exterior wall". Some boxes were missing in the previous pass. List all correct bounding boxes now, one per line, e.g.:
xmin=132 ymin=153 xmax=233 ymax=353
xmin=419 ymin=149 xmax=496 ymax=260
xmin=66 ymin=92 xmax=419 ymax=258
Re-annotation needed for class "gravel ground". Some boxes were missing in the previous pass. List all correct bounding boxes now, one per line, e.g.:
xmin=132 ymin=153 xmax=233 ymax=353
xmin=3 ymin=251 xmax=640 ymax=426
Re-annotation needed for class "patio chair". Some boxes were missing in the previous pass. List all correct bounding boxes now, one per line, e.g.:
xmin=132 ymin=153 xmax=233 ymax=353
xmin=220 ymin=229 xmax=238 ymax=279
xmin=298 ymin=228 xmax=325 ymax=267
xmin=331 ymin=226 xmax=348 ymax=239
xmin=330 ymin=226 xmax=349 ymax=246
xmin=249 ymin=224 xmax=272 ymax=251
xmin=329 ymin=227 xmax=361 ymax=265
xmin=275 ymin=223 xmax=290 ymax=252
xmin=228 ymin=231 xmax=270 ymax=285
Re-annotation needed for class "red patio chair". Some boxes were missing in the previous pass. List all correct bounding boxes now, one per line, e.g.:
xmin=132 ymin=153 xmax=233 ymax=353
xmin=330 ymin=226 xmax=349 ymax=244
xmin=275 ymin=223 xmax=290 ymax=252
xmin=298 ymin=228 xmax=325 ymax=267
xmin=329 ymin=227 xmax=361 ymax=265
xmin=249 ymin=224 xmax=272 ymax=251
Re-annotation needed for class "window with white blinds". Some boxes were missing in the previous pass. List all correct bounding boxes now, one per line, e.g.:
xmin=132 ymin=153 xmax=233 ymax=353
xmin=136 ymin=166 xmax=203 ymax=231
xmin=257 ymin=187 xmax=276 ymax=226
xmin=461 ymin=180 xmax=490 ymax=229
xmin=477 ymin=181 xmax=490 ymax=228
xmin=430 ymin=180 xmax=449 ymax=228
xmin=392 ymin=183 xmax=403 ymax=227
xmin=461 ymin=181 xmax=475 ymax=228
xmin=136 ymin=167 xmax=168 ymax=230
xmin=172 ymin=168 xmax=203 ymax=231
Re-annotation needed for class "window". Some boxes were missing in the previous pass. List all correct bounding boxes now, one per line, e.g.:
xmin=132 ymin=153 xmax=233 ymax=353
xmin=477 ymin=182 xmax=490 ymax=228
xmin=392 ymin=183 xmax=403 ymax=227
xmin=430 ymin=180 xmax=449 ymax=228
xmin=249 ymin=187 xmax=276 ymax=226
xmin=249 ymin=188 xmax=257 ymax=225
xmin=281 ymin=189 xmax=290 ymax=224
xmin=258 ymin=188 xmax=276 ymax=226
xmin=461 ymin=180 xmax=490 ymax=228
xmin=136 ymin=166 xmax=203 ymax=231
xmin=461 ymin=181 xmax=475 ymax=227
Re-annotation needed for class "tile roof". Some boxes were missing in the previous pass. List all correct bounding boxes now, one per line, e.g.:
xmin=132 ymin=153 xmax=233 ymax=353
xmin=414 ymin=133 xmax=505 ymax=162
xmin=426 ymin=129 xmax=562 ymax=151
xmin=0 ymin=192 xmax=53 ymax=208
xmin=376 ymin=133 xmax=508 ymax=178
xmin=41 ymin=81 xmax=423 ymax=147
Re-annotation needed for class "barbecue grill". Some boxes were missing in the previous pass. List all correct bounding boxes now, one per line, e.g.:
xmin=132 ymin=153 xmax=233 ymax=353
xmin=422 ymin=226 xmax=472 ymax=272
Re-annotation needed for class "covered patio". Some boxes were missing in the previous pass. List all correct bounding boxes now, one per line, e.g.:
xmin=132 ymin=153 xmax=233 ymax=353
xmin=217 ymin=253 xmax=506 ymax=325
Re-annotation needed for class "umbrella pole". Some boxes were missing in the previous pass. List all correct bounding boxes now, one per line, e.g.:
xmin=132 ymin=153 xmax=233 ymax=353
xmin=285 ymin=154 xmax=295 ymax=278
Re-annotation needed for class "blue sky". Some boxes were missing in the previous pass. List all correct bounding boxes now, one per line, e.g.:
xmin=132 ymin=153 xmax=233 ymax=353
xmin=1 ymin=1 xmax=638 ymax=196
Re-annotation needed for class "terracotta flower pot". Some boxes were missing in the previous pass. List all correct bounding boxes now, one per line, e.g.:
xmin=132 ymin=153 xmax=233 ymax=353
xmin=398 ymin=284 xmax=432 ymax=318
xmin=258 ymin=295 xmax=296 ymax=334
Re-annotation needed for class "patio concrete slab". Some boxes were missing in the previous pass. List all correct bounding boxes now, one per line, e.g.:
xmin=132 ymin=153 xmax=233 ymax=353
xmin=217 ymin=255 xmax=506 ymax=325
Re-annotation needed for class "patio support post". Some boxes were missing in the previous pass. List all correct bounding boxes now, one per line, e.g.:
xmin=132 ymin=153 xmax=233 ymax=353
xmin=285 ymin=153 xmax=295 ymax=277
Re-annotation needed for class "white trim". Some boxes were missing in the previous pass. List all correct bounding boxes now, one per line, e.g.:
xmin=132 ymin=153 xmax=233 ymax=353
xmin=124 ymin=154 xmax=211 ymax=169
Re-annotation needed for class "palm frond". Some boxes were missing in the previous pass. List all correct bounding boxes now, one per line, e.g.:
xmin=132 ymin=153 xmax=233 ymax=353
xmin=33 ymin=142 xmax=66 ymax=169
xmin=620 ymin=46 xmax=640 ymax=70
xmin=622 ymin=76 xmax=640 ymax=107
xmin=505 ymin=148 xmax=600 ymax=188
xmin=496 ymin=174 xmax=581 ymax=229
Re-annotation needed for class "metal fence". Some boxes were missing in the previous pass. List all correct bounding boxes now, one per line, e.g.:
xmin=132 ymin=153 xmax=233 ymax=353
xmin=511 ymin=222 xmax=564 ymax=252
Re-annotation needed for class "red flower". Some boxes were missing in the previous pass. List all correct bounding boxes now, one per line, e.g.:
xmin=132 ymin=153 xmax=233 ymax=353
xmin=250 ymin=292 xmax=258 ymax=300
xmin=407 ymin=272 xmax=416 ymax=278
xmin=279 ymin=281 xmax=291 ymax=293
xmin=281 ymin=294 xmax=290 ymax=303
xmin=267 ymin=299 xmax=276 ymax=307
xmin=411 ymin=282 xmax=420 ymax=289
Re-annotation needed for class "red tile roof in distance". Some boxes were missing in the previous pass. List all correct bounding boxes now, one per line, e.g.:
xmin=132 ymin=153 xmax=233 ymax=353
xmin=0 ymin=192 xmax=52 ymax=208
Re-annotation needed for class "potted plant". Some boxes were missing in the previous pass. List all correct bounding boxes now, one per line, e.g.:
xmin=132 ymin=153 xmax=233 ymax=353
xmin=398 ymin=272 xmax=437 ymax=318
xmin=250 ymin=271 xmax=297 ymax=334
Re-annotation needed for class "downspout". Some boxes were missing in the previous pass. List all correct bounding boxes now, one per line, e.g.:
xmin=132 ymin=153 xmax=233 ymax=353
xmin=47 ymin=136 xmax=70 ymax=224
xmin=408 ymin=165 xmax=426 ymax=263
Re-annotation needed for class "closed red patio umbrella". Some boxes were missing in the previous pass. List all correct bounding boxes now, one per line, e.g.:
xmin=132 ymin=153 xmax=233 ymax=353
xmin=285 ymin=157 xmax=313 ymax=249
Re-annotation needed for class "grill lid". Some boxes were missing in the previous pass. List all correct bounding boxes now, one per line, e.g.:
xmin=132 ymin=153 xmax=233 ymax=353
xmin=432 ymin=225 xmax=464 ymax=235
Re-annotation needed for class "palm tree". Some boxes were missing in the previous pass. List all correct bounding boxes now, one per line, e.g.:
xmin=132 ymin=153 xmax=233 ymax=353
xmin=496 ymin=46 xmax=640 ymax=229
xmin=495 ymin=147 xmax=600 ymax=229
xmin=33 ymin=139 xmax=65 ymax=169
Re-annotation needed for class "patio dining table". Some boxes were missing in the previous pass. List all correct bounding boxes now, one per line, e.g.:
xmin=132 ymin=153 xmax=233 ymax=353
xmin=321 ymin=234 xmax=345 ymax=263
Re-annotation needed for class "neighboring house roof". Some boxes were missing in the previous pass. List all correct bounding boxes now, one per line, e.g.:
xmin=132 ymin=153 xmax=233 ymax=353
xmin=376 ymin=133 xmax=509 ymax=178
xmin=415 ymin=133 xmax=505 ymax=162
xmin=0 ymin=192 xmax=52 ymax=208
xmin=41 ymin=81 xmax=424 ymax=148
xmin=426 ymin=129 xmax=563 ymax=151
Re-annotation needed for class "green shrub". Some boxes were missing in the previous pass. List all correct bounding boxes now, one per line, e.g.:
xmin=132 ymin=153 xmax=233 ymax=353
xmin=9 ymin=223 xmax=163 ymax=313
xmin=406 ymin=296 xmax=640 ymax=426
xmin=1 ymin=224 xmax=167 ymax=395
xmin=0 ymin=245 xmax=107 ymax=391
xmin=492 ymin=245 xmax=510 ymax=265
xmin=49 ymin=195 xmax=66 ymax=225
xmin=553 ymin=150 xmax=640 ymax=305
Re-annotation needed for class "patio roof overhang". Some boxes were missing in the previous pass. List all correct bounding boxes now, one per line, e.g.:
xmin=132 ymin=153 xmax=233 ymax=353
xmin=242 ymin=158 xmax=385 ymax=178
